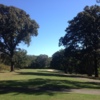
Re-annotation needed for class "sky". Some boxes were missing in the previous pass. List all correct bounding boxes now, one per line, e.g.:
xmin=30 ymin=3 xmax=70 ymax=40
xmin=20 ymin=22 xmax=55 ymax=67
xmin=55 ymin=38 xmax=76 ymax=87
xmin=0 ymin=0 xmax=100 ymax=57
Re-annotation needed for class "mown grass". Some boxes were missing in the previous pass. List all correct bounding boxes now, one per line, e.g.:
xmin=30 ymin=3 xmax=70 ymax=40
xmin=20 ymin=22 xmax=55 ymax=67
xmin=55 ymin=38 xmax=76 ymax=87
xmin=0 ymin=69 xmax=100 ymax=100
xmin=0 ymin=92 xmax=100 ymax=100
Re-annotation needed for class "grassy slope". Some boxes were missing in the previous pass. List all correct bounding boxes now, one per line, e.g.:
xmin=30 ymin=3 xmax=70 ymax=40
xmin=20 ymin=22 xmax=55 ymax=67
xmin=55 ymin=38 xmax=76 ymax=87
xmin=0 ymin=69 xmax=100 ymax=100
xmin=0 ymin=63 xmax=10 ymax=71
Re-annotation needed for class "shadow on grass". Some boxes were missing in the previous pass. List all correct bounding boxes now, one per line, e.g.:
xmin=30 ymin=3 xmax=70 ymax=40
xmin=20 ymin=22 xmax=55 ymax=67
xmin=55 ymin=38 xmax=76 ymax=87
xmin=0 ymin=70 xmax=100 ymax=95
xmin=0 ymin=77 xmax=100 ymax=95
xmin=17 ymin=71 xmax=67 ymax=77
xmin=17 ymin=71 xmax=100 ymax=80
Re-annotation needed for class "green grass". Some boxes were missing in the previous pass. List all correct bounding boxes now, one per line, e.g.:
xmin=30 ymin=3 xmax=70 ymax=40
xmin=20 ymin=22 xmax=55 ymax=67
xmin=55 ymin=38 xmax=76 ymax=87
xmin=0 ymin=69 xmax=100 ymax=100
xmin=0 ymin=92 xmax=100 ymax=100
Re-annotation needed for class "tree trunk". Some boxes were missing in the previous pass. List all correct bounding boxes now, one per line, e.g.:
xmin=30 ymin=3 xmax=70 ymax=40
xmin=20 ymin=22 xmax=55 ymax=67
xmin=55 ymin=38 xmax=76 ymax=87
xmin=11 ymin=60 xmax=14 ymax=72
xmin=10 ymin=54 xmax=14 ymax=72
xmin=64 ymin=64 xmax=68 ymax=73
xmin=87 ymin=59 xmax=93 ymax=76
xmin=94 ymin=54 xmax=98 ymax=77
xmin=64 ymin=67 xmax=67 ymax=73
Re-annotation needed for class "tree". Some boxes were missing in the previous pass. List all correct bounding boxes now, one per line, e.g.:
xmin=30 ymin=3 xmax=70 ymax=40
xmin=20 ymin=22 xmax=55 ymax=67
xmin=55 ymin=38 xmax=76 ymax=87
xmin=59 ymin=5 xmax=100 ymax=77
xmin=0 ymin=4 xmax=39 ymax=71
xmin=0 ymin=53 xmax=10 ymax=66
xmin=14 ymin=49 xmax=28 ymax=68
xmin=46 ymin=57 xmax=52 ymax=68
xmin=50 ymin=49 xmax=68 ymax=73
xmin=35 ymin=54 xmax=48 ymax=68
xmin=65 ymin=47 xmax=94 ymax=75
xmin=26 ymin=55 xmax=37 ymax=68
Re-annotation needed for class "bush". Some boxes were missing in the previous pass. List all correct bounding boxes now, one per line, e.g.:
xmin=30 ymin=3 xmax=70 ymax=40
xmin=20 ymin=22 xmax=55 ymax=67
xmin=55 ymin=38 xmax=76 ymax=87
xmin=0 ymin=63 xmax=10 ymax=71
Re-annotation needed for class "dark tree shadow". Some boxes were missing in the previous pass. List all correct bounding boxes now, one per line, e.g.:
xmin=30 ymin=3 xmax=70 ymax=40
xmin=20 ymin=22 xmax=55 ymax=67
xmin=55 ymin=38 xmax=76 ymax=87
xmin=17 ymin=71 xmax=67 ymax=77
xmin=0 ymin=70 xmax=100 ymax=95
xmin=17 ymin=71 xmax=100 ymax=80
xmin=0 ymin=78 xmax=100 ymax=95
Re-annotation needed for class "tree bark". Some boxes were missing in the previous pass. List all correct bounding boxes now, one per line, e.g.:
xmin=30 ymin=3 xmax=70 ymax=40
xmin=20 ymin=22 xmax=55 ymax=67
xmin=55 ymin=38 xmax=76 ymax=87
xmin=11 ymin=59 xmax=14 ymax=72
xmin=10 ymin=53 xmax=14 ymax=72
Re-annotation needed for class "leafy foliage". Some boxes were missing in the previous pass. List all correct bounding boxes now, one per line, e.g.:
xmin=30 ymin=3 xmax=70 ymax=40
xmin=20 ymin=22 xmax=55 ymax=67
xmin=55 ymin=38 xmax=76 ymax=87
xmin=14 ymin=49 xmax=28 ymax=68
xmin=50 ymin=49 xmax=67 ymax=72
xmin=59 ymin=5 xmax=100 ymax=77
xmin=0 ymin=4 xmax=39 ymax=71
xmin=34 ymin=54 xmax=50 ymax=68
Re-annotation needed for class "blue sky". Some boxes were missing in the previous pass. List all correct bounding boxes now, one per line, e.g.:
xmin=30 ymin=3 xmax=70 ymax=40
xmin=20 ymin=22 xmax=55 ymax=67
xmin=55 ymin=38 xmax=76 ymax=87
xmin=0 ymin=0 xmax=99 ymax=57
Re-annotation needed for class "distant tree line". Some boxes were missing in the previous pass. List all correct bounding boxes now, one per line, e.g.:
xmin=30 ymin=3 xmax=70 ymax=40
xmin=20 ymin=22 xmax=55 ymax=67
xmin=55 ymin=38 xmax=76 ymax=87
xmin=0 ymin=49 xmax=51 ymax=69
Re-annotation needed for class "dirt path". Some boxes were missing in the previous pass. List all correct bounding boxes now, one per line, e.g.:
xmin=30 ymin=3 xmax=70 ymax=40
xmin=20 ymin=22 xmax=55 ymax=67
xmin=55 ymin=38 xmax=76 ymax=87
xmin=62 ymin=89 xmax=100 ymax=95
xmin=47 ymin=69 xmax=100 ymax=95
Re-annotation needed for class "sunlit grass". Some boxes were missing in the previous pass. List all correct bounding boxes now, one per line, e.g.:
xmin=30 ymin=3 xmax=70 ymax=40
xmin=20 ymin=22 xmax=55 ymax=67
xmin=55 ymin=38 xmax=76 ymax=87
xmin=0 ymin=69 xmax=100 ymax=100
xmin=0 ymin=92 xmax=100 ymax=100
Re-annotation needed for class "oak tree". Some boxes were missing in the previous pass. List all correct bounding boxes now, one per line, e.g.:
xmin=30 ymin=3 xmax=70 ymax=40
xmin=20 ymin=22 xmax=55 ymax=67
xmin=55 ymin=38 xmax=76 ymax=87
xmin=0 ymin=4 xmax=39 ymax=71
xmin=59 ymin=5 xmax=100 ymax=77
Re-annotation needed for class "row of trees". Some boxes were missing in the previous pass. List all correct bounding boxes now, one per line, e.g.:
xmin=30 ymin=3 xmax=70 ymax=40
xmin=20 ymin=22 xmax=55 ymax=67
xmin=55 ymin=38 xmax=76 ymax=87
xmin=50 ymin=49 xmax=100 ymax=76
xmin=1 ymin=47 xmax=99 ymax=77
xmin=0 ymin=49 xmax=51 ymax=69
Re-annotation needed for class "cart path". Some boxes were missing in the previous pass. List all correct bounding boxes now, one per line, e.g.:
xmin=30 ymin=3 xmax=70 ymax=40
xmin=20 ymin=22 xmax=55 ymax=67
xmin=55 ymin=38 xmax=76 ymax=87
xmin=62 ymin=89 xmax=100 ymax=95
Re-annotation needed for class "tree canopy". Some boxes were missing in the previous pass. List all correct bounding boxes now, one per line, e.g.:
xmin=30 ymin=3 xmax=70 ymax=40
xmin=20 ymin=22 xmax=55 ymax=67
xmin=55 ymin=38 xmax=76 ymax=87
xmin=50 ymin=49 xmax=67 ymax=72
xmin=0 ymin=4 xmax=39 ymax=71
xmin=59 ymin=5 xmax=100 ymax=77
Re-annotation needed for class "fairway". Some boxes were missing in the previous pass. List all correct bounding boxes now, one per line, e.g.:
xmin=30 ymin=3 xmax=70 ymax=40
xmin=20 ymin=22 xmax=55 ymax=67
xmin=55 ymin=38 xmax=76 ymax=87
xmin=0 ymin=69 xmax=100 ymax=100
